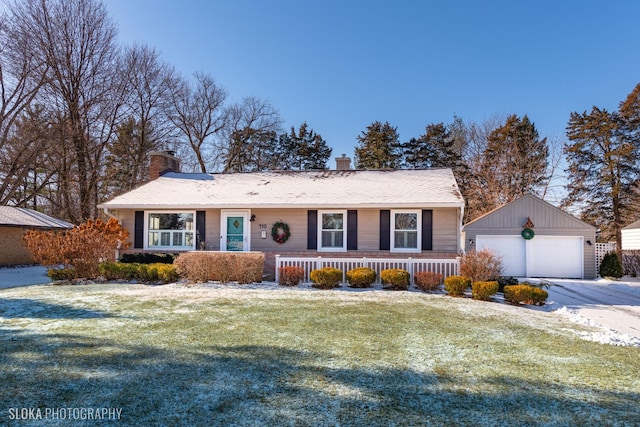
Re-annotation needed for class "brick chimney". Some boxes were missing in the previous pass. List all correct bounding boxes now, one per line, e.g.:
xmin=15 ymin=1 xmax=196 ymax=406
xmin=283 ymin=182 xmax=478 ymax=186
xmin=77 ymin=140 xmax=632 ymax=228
xmin=335 ymin=154 xmax=351 ymax=170
xmin=149 ymin=151 xmax=181 ymax=180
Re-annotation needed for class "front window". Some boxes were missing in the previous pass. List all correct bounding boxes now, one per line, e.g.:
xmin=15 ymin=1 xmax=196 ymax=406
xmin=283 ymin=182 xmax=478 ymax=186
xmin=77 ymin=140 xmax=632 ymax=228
xmin=319 ymin=211 xmax=347 ymax=251
xmin=147 ymin=212 xmax=195 ymax=250
xmin=392 ymin=211 xmax=420 ymax=252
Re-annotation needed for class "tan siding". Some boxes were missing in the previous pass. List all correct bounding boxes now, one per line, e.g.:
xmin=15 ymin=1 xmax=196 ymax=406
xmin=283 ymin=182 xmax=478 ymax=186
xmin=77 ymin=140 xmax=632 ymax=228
xmin=0 ymin=227 xmax=35 ymax=265
xmin=205 ymin=209 xmax=221 ymax=250
xmin=357 ymin=209 xmax=379 ymax=251
xmin=249 ymin=208 xmax=308 ymax=252
xmin=113 ymin=207 xmax=461 ymax=257
xmin=433 ymin=208 xmax=458 ymax=251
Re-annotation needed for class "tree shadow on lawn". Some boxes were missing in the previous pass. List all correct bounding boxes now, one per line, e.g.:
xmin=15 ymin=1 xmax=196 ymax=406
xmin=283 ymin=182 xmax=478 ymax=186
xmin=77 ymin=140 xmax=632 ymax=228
xmin=1 ymin=332 xmax=638 ymax=426
xmin=0 ymin=298 xmax=118 ymax=319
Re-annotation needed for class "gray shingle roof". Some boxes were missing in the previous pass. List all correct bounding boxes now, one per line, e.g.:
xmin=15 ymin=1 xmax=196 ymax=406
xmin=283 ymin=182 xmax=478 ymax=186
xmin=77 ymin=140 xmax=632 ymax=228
xmin=99 ymin=169 xmax=464 ymax=209
xmin=0 ymin=206 xmax=73 ymax=229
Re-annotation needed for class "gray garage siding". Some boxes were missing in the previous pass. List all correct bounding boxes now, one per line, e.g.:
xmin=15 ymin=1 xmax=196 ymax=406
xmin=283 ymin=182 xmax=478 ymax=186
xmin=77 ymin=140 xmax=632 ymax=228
xmin=463 ymin=194 xmax=597 ymax=279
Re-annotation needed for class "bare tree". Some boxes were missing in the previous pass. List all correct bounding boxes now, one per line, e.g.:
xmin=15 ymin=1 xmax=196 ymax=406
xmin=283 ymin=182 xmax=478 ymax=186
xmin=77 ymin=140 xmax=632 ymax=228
xmin=223 ymin=97 xmax=282 ymax=172
xmin=106 ymin=44 xmax=177 ymax=193
xmin=10 ymin=0 xmax=121 ymax=221
xmin=167 ymin=71 xmax=228 ymax=173
xmin=0 ymin=9 xmax=48 ymax=206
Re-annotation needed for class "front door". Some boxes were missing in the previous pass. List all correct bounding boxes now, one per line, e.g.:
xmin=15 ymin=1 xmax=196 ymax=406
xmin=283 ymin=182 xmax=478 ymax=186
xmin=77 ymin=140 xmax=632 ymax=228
xmin=221 ymin=211 xmax=250 ymax=251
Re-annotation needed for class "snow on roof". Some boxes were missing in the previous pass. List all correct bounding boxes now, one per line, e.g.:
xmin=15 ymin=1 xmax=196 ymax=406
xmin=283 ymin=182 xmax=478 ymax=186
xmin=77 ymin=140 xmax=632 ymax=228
xmin=99 ymin=169 xmax=464 ymax=210
xmin=0 ymin=206 xmax=73 ymax=229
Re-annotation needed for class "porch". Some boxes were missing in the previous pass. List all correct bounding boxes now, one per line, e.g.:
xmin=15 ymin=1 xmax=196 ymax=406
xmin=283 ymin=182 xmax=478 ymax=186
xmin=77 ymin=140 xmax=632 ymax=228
xmin=275 ymin=255 xmax=460 ymax=284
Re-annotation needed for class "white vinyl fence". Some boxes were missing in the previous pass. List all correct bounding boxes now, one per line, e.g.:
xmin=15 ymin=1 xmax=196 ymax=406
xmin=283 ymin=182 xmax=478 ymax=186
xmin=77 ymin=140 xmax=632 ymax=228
xmin=275 ymin=255 xmax=460 ymax=284
xmin=596 ymin=242 xmax=616 ymax=274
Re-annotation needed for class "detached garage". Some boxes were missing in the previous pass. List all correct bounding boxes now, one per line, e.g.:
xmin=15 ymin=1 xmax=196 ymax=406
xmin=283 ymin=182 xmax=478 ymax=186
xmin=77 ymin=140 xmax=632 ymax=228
xmin=463 ymin=194 xmax=597 ymax=279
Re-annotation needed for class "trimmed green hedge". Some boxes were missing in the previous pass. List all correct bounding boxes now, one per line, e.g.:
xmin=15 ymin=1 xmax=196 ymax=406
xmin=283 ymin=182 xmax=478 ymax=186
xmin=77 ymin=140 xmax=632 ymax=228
xmin=310 ymin=267 xmax=343 ymax=289
xmin=381 ymin=269 xmax=410 ymax=290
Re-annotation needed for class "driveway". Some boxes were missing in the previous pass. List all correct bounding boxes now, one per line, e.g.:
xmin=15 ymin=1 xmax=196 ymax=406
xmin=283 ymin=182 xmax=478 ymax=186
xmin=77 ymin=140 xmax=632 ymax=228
xmin=542 ymin=278 xmax=640 ymax=340
xmin=0 ymin=266 xmax=50 ymax=289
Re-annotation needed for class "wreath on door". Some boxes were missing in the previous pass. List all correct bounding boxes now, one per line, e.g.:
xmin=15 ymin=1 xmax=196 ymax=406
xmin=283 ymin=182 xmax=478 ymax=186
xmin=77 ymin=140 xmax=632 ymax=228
xmin=271 ymin=221 xmax=290 ymax=244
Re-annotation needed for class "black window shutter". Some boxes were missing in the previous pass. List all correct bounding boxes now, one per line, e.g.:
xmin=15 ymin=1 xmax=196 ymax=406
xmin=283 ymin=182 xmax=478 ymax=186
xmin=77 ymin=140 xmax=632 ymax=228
xmin=196 ymin=211 xmax=206 ymax=249
xmin=379 ymin=210 xmax=390 ymax=250
xmin=134 ymin=211 xmax=144 ymax=249
xmin=422 ymin=209 xmax=433 ymax=251
xmin=307 ymin=210 xmax=318 ymax=250
xmin=347 ymin=210 xmax=358 ymax=250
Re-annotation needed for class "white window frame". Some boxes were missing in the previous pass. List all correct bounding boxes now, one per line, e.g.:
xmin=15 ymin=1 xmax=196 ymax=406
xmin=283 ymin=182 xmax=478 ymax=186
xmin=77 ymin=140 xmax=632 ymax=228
xmin=145 ymin=211 xmax=196 ymax=251
xmin=318 ymin=210 xmax=348 ymax=252
xmin=390 ymin=209 xmax=421 ymax=253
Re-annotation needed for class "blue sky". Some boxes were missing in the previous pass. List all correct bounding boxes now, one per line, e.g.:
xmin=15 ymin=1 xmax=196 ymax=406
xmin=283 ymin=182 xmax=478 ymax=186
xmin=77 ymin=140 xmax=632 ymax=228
xmin=105 ymin=0 xmax=640 ymax=159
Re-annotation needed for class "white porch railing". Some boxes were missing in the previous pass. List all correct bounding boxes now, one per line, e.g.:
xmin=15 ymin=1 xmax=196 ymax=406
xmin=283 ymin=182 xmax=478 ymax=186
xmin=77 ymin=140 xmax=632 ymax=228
xmin=275 ymin=255 xmax=460 ymax=284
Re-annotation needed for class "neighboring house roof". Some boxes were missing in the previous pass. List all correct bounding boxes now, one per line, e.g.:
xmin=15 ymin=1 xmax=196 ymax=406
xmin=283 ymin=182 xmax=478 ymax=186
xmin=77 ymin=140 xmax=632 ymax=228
xmin=462 ymin=193 xmax=596 ymax=231
xmin=98 ymin=169 xmax=464 ymax=210
xmin=623 ymin=219 xmax=640 ymax=230
xmin=0 ymin=206 xmax=73 ymax=229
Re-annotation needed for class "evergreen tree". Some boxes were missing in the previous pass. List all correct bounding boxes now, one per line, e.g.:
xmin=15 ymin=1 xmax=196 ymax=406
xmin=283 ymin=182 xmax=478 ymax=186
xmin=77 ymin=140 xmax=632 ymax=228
xmin=402 ymin=122 xmax=463 ymax=169
xmin=286 ymin=122 xmax=331 ymax=170
xmin=354 ymin=121 xmax=401 ymax=169
xmin=474 ymin=114 xmax=549 ymax=209
xmin=564 ymin=86 xmax=640 ymax=250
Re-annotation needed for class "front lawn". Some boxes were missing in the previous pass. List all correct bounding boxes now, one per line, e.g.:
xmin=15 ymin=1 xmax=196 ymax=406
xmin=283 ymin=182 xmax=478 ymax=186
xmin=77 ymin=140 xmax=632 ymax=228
xmin=1 ymin=283 xmax=639 ymax=426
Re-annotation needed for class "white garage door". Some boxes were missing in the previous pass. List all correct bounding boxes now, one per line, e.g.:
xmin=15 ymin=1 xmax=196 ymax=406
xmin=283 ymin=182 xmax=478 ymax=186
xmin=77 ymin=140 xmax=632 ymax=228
xmin=476 ymin=235 xmax=583 ymax=279
xmin=476 ymin=235 xmax=526 ymax=277
xmin=528 ymin=236 xmax=583 ymax=279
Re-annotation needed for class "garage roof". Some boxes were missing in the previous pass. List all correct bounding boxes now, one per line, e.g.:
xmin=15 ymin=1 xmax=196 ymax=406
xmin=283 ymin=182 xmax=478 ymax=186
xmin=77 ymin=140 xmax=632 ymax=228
xmin=463 ymin=194 xmax=596 ymax=231
xmin=0 ymin=206 xmax=73 ymax=229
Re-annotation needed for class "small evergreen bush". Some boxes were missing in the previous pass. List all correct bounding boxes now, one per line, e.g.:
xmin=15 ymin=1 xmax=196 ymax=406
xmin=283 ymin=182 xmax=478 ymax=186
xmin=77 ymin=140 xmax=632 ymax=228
xmin=599 ymin=251 xmax=623 ymax=279
xmin=119 ymin=253 xmax=175 ymax=264
xmin=414 ymin=271 xmax=443 ymax=292
xmin=48 ymin=268 xmax=78 ymax=281
xmin=497 ymin=276 xmax=519 ymax=293
xmin=504 ymin=284 xmax=548 ymax=305
xmin=98 ymin=262 xmax=178 ymax=283
xmin=471 ymin=281 xmax=499 ymax=301
xmin=310 ymin=267 xmax=343 ymax=289
xmin=444 ymin=275 xmax=471 ymax=296
xmin=278 ymin=266 xmax=305 ymax=286
xmin=380 ymin=269 xmax=410 ymax=290
xmin=346 ymin=267 xmax=377 ymax=288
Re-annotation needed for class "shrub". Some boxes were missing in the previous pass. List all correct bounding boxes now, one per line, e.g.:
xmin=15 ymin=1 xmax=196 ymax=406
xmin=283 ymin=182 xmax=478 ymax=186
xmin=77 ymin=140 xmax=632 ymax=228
xmin=48 ymin=268 xmax=77 ymax=281
xmin=310 ymin=267 xmax=343 ymax=289
xmin=460 ymin=249 xmax=503 ymax=283
xmin=622 ymin=250 xmax=640 ymax=277
xmin=346 ymin=267 xmax=377 ymax=288
xmin=414 ymin=271 xmax=443 ymax=292
xmin=119 ymin=253 xmax=175 ymax=264
xmin=98 ymin=262 xmax=178 ymax=283
xmin=600 ymin=251 xmax=623 ymax=279
xmin=22 ymin=218 xmax=130 ymax=279
xmin=278 ymin=266 xmax=305 ymax=286
xmin=497 ymin=276 xmax=519 ymax=293
xmin=380 ymin=269 xmax=410 ymax=290
xmin=504 ymin=284 xmax=549 ymax=305
xmin=174 ymin=252 xmax=264 ymax=284
xmin=444 ymin=275 xmax=471 ymax=296
xmin=99 ymin=262 xmax=139 ymax=280
xmin=472 ymin=281 xmax=499 ymax=301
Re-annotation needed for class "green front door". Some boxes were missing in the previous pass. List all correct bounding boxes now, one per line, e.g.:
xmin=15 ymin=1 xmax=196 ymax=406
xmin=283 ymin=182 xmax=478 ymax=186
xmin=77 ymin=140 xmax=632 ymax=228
xmin=226 ymin=215 xmax=245 ymax=251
